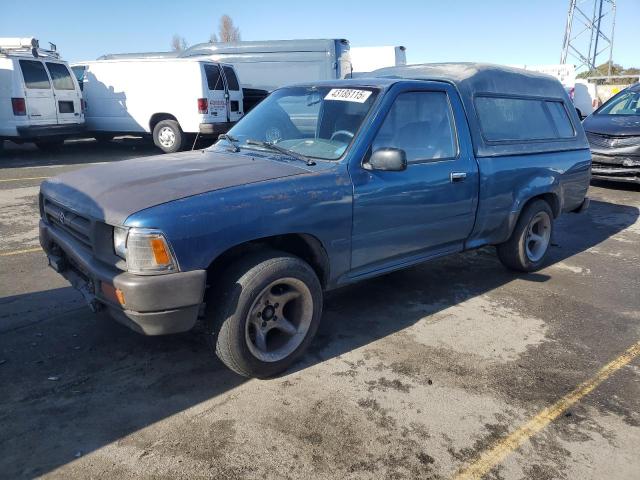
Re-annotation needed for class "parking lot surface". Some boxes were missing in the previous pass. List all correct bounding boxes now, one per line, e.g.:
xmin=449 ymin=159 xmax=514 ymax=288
xmin=1 ymin=140 xmax=639 ymax=479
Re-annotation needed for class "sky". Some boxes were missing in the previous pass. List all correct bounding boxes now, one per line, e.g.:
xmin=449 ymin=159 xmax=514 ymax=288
xmin=1 ymin=0 xmax=638 ymax=70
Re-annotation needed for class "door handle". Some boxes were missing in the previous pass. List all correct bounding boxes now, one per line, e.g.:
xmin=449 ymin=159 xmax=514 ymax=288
xmin=450 ymin=172 xmax=467 ymax=183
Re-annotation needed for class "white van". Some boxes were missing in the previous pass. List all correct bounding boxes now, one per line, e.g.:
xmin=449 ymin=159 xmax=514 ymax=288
xmin=71 ymin=58 xmax=244 ymax=153
xmin=0 ymin=38 xmax=84 ymax=151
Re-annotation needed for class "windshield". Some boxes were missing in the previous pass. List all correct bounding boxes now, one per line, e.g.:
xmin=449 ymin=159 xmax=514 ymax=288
xmin=220 ymin=86 xmax=379 ymax=160
xmin=597 ymin=89 xmax=640 ymax=115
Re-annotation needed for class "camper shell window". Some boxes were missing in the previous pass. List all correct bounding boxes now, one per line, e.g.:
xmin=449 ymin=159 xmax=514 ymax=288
xmin=474 ymin=95 xmax=576 ymax=142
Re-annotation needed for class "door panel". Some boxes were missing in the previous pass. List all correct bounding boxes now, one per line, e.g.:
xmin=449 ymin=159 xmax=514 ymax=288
xmin=222 ymin=66 xmax=243 ymax=122
xmin=45 ymin=62 xmax=81 ymax=124
xmin=203 ymin=64 xmax=228 ymax=122
xmin=19 ymin=60 xmax=57 ymax=125
xmin=350 ymin=88 xmax=478 ymax=273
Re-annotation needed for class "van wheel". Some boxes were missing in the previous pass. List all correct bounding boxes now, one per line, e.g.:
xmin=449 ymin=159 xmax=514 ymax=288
xmin=497 ymin=199 xmax=554 ymax=272
xmin=206 ymin=250 xmax=323 ymax=378
xmin=152 ymin=120 xmax=183 ymax=153
xmin=35 ymin=139 xmax=65 ymax=151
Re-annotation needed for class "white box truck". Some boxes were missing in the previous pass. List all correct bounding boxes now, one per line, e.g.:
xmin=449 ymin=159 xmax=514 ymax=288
xmin=0 ymin=37 xmax=84 ymax=152
xmin=71 ymin=58 xmax=244 ymax=153
xmin=349 ymin=46 xmax=407 ymax=75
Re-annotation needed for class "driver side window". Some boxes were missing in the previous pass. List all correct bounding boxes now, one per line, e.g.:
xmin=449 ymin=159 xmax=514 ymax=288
xmin=373 ymin=91 xmax=458 ymax=163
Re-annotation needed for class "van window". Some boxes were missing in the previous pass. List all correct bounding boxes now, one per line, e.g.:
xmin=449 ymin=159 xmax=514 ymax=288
xmin=475 ymin=96 xmax=575 ymax=142
xmin=19 ymin=60 xmax=51 ymax=89
xmin=204 ymin=64 xmax=224 ymax=90
xmin=45 ymin=63 xmax=75 ymax=90
xmin=223 ymin=66 xmax=240 ymax=91
xmin=373 ymin=91 xmax=458 ymax=162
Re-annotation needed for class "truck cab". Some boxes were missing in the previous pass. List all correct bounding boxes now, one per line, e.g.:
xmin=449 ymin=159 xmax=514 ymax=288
xmin=39 ymin=63 xmax=591 ymax=378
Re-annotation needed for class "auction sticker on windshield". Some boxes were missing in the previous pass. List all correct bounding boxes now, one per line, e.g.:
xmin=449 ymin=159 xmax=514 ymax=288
xmin=325 ymin=89 xmax=372 ymax=103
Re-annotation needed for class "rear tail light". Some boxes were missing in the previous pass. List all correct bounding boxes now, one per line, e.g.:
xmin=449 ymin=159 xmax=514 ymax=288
xmin=11 ymin=97 xmax=26 ymax=116
xmin=197 ymin=98 xmax=208 ymax=114
xmin=81 ymin=99 xmax=86 ymax=113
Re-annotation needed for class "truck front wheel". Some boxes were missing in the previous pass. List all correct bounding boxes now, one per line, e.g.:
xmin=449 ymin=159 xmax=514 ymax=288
xmin=206 ymin=250 xmax=323 ymax=378
xmin=497 ymin=199 xmax=554 ymax=272
xmin=152 ymin=119 xmax=183 ymax=153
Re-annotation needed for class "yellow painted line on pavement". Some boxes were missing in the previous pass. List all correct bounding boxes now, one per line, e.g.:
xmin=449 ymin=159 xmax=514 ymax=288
xmin=0 ymin=176 xmax=49 ymax=183
xmin=454 ymin=339 xmax=640 ymax=480
xmin=0 ymin=247 xmax=42 ymax=257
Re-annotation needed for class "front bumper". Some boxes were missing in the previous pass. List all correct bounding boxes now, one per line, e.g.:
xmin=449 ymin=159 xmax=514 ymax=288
xmin=591 ymin=153 xmax=640 ymax=183
xmin=199 ymin=122 xmax=235 ymax=136
xmin=17 ymin=123 xmax=86 ymax=139
xmin=39 ymin=219 xmax=206 ymax=335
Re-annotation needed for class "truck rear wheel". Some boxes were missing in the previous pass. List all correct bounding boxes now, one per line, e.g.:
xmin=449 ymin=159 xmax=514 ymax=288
xmin=497 ymin=199 xmax=554 ymax=272
xmin=206 ymin=250 xmax=323 ymax=378
xmin=152 ymin=119 xmax=183 ymax=153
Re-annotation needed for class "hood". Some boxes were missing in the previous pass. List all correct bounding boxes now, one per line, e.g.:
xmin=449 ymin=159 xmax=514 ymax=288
xmin=583 ymin=114 xmax=640 ymax=137
xmin=41 ymin=150 xmax=310 ymax=225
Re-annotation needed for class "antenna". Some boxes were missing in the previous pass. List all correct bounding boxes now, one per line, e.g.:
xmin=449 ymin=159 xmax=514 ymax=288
xmin=560 ymin=0 xmax=616 ymax=75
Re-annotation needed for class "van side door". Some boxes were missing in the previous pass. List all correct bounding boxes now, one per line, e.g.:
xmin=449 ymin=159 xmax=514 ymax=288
xmin=18 ymin=59 xmax=57 ymax=126
xmin=202 ymin=63 xmax=229 ymax=123
xmin=349 ymin=83 xmax=479 ymax=273
xmin=45 ymin=62 xmax=82 ymax=125
xmin=221 ymin=65 xmax=243 ymax=122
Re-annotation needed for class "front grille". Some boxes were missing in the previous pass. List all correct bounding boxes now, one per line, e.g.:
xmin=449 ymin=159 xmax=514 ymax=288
xmin=43 ymin=197 xmax=92 ymax=248
xmin=586 ymin=132 xmax=640 ymax=149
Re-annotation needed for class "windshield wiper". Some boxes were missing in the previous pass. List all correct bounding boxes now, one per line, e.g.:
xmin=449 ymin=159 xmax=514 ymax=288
xmin=245 ymin=139 xmax=316 ymax=166
xmin=217 ymin=133 xmax=240 ymax=152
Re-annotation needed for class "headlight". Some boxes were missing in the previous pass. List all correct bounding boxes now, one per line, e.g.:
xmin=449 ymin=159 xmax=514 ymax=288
xmin=113 ymin=227 xmax=178 ymax=274
xmin=113 ymin=226 xmax=128 ymax=259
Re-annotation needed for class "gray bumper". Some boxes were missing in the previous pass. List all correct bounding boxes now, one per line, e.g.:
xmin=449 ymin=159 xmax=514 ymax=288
xmin=39 ymin=219 xmax=206 ymax=335
xmin=591 ymin=152 xmax=640 ymax=183
xmin=199 ymin=122 xmax=235 ymax=135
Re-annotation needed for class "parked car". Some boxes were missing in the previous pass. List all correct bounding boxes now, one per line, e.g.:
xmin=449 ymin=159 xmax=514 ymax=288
xmin=39 ymin=63 xmax=590 ymax=378
xmin=583 ymin=82 xmax=640 ymax=184
xmin=0 ymin=37 xmax=84 ymax=151
xmin=71 ymin=58 xmax=245 ymax=153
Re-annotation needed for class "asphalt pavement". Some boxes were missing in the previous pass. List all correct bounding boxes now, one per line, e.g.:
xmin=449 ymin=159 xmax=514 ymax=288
xmin=0 ymin=139 xmax=639 ymax=479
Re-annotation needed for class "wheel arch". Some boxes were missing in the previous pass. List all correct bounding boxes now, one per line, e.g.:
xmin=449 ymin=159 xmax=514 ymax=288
xmin=206 ymin=233 xmax=330 ymax=290
xmin=149 ymin=113 xmax=179 ymax=132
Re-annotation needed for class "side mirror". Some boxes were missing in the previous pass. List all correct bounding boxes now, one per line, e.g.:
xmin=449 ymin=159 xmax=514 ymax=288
xmin=365 ymin=148 xmax=407 ymax=172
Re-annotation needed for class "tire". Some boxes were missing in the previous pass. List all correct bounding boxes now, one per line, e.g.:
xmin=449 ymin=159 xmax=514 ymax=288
xmin=35 ymin=139 xmax=65 ymax=151
xmin=497 ymin=199 xmax=554 ymax=272
xmin=206 ymin=250 xmax=323 ymax=378
xmin=152 ymin=119 xmax=183 ymax=153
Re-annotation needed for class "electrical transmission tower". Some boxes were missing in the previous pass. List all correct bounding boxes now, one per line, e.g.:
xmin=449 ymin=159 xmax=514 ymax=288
xmin=561 ymin=0 xmax=616 ymax=74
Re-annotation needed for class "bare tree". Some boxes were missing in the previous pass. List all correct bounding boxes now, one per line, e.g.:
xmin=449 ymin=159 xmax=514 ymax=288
xmin=218 ymin=15 xmax=241 ymax=43
xmin=209 ymin=32 xmax=218 ymax=43
xmin=171 ymin=34 xmax=188 ymax=52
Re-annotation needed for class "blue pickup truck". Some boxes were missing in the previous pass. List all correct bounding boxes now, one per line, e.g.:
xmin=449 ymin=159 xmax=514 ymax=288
xmin=39 ymin=63 xmax=591 ymax=378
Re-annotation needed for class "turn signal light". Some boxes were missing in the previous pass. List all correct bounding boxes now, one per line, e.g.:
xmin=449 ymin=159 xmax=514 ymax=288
xmin=150 ymin=237 xmax=170 ymax=265
xmin=102 ymin=282 xmax=126 ymax=306
xmin=12 ymin=97 xmax=26 ymax=116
